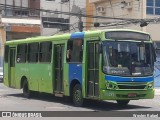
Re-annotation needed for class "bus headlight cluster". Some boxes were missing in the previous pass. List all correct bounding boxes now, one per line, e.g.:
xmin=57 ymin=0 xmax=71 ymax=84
xmin=106 ymin=81 xmax=118 ymax=90
xmin=146 ymin=82 xmax=154 ymax=89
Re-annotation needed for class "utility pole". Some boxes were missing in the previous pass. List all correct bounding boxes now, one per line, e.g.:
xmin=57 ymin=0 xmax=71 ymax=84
xmin=78 ymin=11 xmax=83 ymax=32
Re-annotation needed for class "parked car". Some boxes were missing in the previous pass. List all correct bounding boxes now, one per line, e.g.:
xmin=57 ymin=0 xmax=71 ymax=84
xmin=0 ymin=67 xmax=3 ymax=82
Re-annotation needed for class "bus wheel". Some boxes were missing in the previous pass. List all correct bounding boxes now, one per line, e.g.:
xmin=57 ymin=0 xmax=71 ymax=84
xmin=23 ymin=80 xmax=30 ymax=98
xmin=72 ymin=84 xmax=83 ymax=107
xmin=116 ymin=100 xmax=130 ymax=106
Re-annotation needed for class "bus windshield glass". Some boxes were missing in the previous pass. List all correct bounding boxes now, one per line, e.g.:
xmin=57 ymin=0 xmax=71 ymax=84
xmin=103 ymin=41 xmax=153 ymax=76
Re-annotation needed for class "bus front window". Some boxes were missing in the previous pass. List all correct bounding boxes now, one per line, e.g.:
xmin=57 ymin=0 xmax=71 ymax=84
xmin=103 ymin=41 xmax=153 ymax=76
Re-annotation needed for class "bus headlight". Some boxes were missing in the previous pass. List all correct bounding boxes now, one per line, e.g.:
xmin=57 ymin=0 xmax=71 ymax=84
xmin=106 ymin=81 xmax=118 ymax=90
xmin=146 ymin=82 xmax=154 ymax=89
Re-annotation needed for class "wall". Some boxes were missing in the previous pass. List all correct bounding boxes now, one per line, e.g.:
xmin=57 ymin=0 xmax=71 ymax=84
xmin=89 ymin=0 xmax=145 ymax=31
xmin=41 ymin=0 xmax=86 ymax=36
xmin=0 ymin=16 xmax=6 ymax=67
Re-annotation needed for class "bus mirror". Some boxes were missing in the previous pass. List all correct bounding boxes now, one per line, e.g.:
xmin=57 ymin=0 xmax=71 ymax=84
xmin=98 ymin=42 xmax=102 ymax=53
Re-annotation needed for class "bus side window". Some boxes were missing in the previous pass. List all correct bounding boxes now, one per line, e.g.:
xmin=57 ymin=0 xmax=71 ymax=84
xmin=66 ymin=39 xmax=83 ymax=63
xmin=66 ymin=41 xmax=73 ymax=62
xmin=17 ymin=44 xmax=27 ymax=63
xmin=28 ymin=43 xmax=39 ymax=63
xmin=39 ymin=42 xmax=52 ymax=63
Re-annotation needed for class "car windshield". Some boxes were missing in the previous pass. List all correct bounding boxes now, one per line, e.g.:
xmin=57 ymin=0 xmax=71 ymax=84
xmin=103 ymin=41 xmax=154 ymax=76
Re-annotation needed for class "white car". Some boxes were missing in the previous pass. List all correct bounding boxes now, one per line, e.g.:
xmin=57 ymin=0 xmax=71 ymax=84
xmin=0 ymin=67 xmax=3 ymax=82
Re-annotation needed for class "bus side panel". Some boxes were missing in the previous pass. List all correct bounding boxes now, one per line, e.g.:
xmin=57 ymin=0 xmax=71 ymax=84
xmin=39 ymin=64 xmax=53 ymax=93
xmin=69 ymin=63 xmax=82 ymax=84
xmin=15 ymin=63 xmax=29 ymax=89
xmin=3 ymin=63 xmax=9 ymax=87
xmin=63 ymin=42 xmax=69 ymax=96
xmin=28 ymin=64 xmax=39 ymax=91
xmin=63 ymin=63 xmax=69 ymax=96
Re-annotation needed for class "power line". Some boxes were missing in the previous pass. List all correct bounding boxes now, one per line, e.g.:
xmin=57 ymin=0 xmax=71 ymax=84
xmin=1 ymin=2 xmax=160 ymax=29
xmin=0 ymin=3 xmax=141 ymax=21
xmin=85 ymin=0 xmax=142 ymax=13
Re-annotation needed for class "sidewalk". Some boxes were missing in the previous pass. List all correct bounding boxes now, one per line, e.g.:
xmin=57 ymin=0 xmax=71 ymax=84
xmin=155 ymin=88 xmax=160 ymax=95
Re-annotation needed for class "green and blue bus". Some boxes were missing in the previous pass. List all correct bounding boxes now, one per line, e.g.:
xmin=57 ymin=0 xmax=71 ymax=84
xmin=3 ymin=29 xmax=156 ymax=106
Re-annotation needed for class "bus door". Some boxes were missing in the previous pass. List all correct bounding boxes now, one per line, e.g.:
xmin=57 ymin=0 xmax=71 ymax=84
xmin=87 ymin=41 xmax=100 ymax=97
xmin=9 ymin=47 xmax=16 ymax=88
xmin=54 ymin=44 xmax=64 ymax=93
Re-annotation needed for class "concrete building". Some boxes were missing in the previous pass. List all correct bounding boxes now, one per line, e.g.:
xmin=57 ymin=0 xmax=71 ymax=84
xmin=41 ymin=0 xmax=86 ymax=36
xmin=0 ymin=0 xmax=41 ymax=40
xmin=0 ymin=15 xmax=6 ymax=67
xmin=88 ymin=0 xmax=160 ymax=41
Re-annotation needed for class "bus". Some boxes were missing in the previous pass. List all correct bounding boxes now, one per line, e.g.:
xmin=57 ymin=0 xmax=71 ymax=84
xmin=3 ymin=29 xmax=156 ymax=107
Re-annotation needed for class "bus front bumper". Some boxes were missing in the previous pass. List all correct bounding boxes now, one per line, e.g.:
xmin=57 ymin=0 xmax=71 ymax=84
xmin=100 ymin=89 xmax=154 ymax=100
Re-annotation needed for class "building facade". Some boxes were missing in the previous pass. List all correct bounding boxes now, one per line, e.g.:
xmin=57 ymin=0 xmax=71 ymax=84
xmin=89 ymin=0 xmax=160 ymax=41
xmin=0 ymin=0 xmax=41 ymax=40
xmin=0 ymin=15 xmax=6 ymax=67
xmin=41 ymin=0 xmax=86 ymax=36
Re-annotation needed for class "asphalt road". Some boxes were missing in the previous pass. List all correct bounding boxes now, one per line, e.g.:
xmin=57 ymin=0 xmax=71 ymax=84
xmin=0 ymin=82 xmax=160 ymax=112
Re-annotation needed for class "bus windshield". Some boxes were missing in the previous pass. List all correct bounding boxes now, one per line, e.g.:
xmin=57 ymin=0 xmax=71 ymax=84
xmin=103 ymin=41 xmax=154 ymax=76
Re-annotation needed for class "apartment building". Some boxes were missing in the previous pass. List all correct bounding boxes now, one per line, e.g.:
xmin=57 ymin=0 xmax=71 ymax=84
xmin=89 ymin=0 xmax=160 ymax=41
xmin=0 ymin=0 xmax=41 ymax=40
xmin=41 ymin=0 xmax=86 ymax=36
xmin=0 ymin=16 xmax=5 ymax=67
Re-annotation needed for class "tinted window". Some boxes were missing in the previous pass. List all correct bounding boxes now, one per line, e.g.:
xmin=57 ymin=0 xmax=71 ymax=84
xmin=39 ymin=42 xmax=52 ymax=62
xmin=66 ymin=39 xmax=83 ymax=62
xmin=17 ymin=44 xmax=27 ymax=63
xmin=28 ymin=43 xmax=39 ymax=63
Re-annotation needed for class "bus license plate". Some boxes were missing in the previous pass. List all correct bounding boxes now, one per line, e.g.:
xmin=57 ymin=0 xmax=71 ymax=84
xmin=128 ymin=93 xmax=137 ymax=97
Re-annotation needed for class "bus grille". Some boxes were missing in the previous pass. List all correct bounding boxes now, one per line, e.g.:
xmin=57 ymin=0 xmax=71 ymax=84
xmin=118 ymin=85 xmax=146 ymax=89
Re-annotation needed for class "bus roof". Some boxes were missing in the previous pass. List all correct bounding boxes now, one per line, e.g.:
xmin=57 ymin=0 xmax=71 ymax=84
xmin=5 ymin=29 xmax=150 ymax=45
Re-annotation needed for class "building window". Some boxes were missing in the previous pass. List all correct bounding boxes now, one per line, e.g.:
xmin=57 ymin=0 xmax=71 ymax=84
xmin=147 ymin=0 xmax=160 ymax=15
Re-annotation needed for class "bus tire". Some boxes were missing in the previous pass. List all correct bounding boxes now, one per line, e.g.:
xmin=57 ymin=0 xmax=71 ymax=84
xmin=116 ymin=100 xmax=130 ymax=106
xmin=22 ymin=80 xmax=30 ymax=98
xmin=72 ymin=84 xmax=83 ymax=107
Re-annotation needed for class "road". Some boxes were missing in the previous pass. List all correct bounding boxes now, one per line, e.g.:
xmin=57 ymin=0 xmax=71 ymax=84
xmin=0 ymin=82 xmax=160 ymax=112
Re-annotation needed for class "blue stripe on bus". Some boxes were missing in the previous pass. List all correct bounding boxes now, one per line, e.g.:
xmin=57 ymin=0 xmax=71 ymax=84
xmin=70 ymin=32 xmax=84 ymax=39
xmin=69 ymin=63 xmax=82 ymax=85
xmin=105 ymin=75 xmax=154 ymax=82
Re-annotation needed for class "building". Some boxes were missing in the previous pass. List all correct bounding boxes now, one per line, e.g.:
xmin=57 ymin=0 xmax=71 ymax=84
xmin=41 ymin=0 xmax=86 ymax=36
xmin=0 ymin=0 xmax=41 ymax=40
xmin=0 ymin=15 xmax=6 ymax=67
xmin=88 ymin=0 xmax=160 ymax=41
